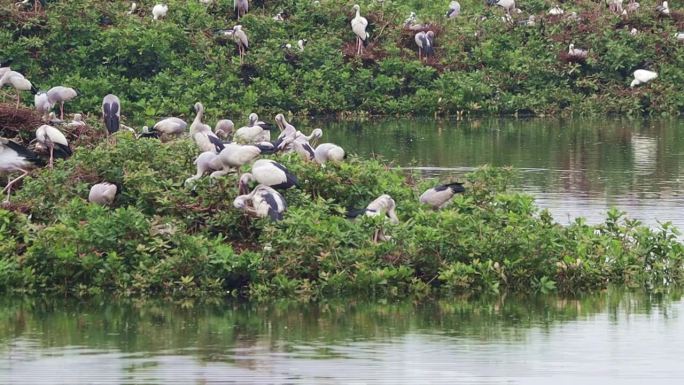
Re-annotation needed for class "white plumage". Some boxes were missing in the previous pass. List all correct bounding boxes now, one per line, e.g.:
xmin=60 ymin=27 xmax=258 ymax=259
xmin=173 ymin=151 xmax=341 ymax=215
xmin=47 ymin=86 xmax=77 ymax=120
xmin=34 ymin=91 xmax=51 ymax=119
xmin=447 ymin=1 xmax=461 ymax=18
xmin=233 ymin=185 xmax=287 ymax=221
xmin=209 ymin=143 xmax=262 ymax=178
xmin=419 ymin=182 xmax=465 ymax=209
xmin=238 ymin=159 xmax=298 ymax=194
xmin=36 ymin=124 xmax=71 ymax=168
xmin=234 ymin=0 xmax=249 ymax=19
xmin=152 ymin=4 xmax=168 ymax=20
xmin=67 ymin=114 xmax=86 ymax=128
xmin=275 ymin=114 xmax=296 ymax=140
xmin=314 ymin=143 xmax=345 ymax=164
xmin=185 ymin=151 xmax=224 ymax=186
xmin=88 ymin=183 xmax=118 ymax=205
xmin=365 ymin=194 xmax=399 ymax=224
xmin=630 ymin=69 xmax=658 ymax=87
xmin=548 ymin=5 xmax=564 ymax=15
xmin=676 ymin=33 xmax=684 ymax=42
xmin=152 ymin=117 xmax=187 ymax=138
xmin=656 ymin=1 xmax=670 ymax=15
xmin=351 ymin=4 xmax=369 ymax=55
xmin=568 ymin=44 xmax=588 ymax=59
xmin=234 ymin=113 xmax=270 ymax=143
xmin=488 ymin=0 xmax=516 ymax=14
xmin=0 ymin=70 xmax=33 ymax=109
xmin=233 ymin=25 xmax=249 ymax=64
xmin=0 ymin=138 xmax=43 ymax=202
xmin=214 ymin=119 xmax=235 ymax=140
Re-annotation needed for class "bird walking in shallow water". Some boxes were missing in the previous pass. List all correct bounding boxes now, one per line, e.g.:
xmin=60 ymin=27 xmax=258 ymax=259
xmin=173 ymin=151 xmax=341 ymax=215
xmin=351 ymin=4 xmax=369 ymax=55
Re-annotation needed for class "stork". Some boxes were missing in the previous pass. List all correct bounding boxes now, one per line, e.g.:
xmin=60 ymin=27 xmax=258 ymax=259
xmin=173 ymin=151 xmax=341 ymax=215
xmin=102 ymin=94 xmax=121 ymax=134
xmin=234 ymin=0 xmax=248 ymax=20
xmin=88 ymin=183 xmax=118 ymax=205
xmin=351 ymin=4 xmax=369 ymax=55
xmin=46 ymin=86 xmax=77 ymax=120
xmin=419 ymin=182 xmax=465 ymax=209
xmin=0 ymin=70 xmax=34 ymax=110
xmin=446 ymin=1 xmax=461 ymax=18
xmin=1 ymin=138 xmax=44 ymax=202
xmin=233 ymin=184 xmax=287 ymax=221
xmin=238 ymin=159 xmax=298 ymax=194
xmin=35 ymin=124 xmax=71 ymax=168
xmin=152 ymin=4 xmax=168 ymax=20
xmin=150 ymin=117 xmax=187 ymax=140
xmin=233 ymin=25 xmax=249 ymax=65
xmin=630 ymin=69 xmax=657 ymax=87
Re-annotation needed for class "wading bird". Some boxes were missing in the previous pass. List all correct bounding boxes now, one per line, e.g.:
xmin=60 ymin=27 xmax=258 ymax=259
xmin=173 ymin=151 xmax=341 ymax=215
xmin=347 ymin=194 xmax=399 ymax=241
xmin=415 ymin=31 xmax=435 ymax=61
xmin=487 ymin=0 xmax=516 ymax=14
xmin=214 ymin=119 xmax=235 ymax=140
xmin=314 ymin=143 xmax=345 ymax=164
xmin=568 ymin=44 xmax=588 ymax=60
xmin=67 ymin=113 xmax=86 ymax=128
xmin=185 ymin=151 xmax=223 ymax=186
xmin=152 ymin=3 xmax=168 ymax=20
xmin=627 ymin=0 xmax=639 ymax=12
xmin=656 ymin=1 xmax=670 ymax=15
xmin=234 ymin=0 xmax=248 ymax=20
xmin=47 ymin=86 xmax=77 ymax=120
xmin=35 ymin=124 xmax=71 ymax=168
xmin=351 ymin=4 xmax=369 ymax=55
xmin=0 ymin=138 xmax=43 ymax=202
xmin=150 ymin=117 xmax=187 ymax=140
xmin=211 ymin=143 xmax=262 ymax=177
xmin=446 ymin=1 xmax=461 ymax=18
xmin=34 ymin=91 xmax=51 ymax=119
xmin=419 ymin=182 xmax=465 ymax=209
xmin=234 ymin=113 xmax=273 ymax=143
xmin=190 ymin=103 xmax=223 ymax=152
xmin=630 ymin=69 xmax=658 ymax=87
xmin=232 ymin=25 xmax=249 ymax=64
xmin=238 ymin=159 xmax=298 ymax=194
xmin=233 ymin=184 xmax=287 ymax=221
xmin=102 ymin=94 xmax=121 ymax=134
xmin=0 ymin=70 xmax=34 ymax=110
xmin=275 ymin=113 xmax=296 ymax=139
xmin=88 ymin=182 xmax=118 ymax=205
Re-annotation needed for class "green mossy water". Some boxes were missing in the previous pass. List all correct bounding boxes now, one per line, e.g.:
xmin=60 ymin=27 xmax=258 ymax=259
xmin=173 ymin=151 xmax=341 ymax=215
xmin=1 ymin=135 xmax=683 ymax=299
xmin=1 ymin=0 xmax=683 ymax=119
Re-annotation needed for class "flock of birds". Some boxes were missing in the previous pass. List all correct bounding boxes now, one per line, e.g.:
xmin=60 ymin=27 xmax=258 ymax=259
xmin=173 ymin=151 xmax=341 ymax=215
xmin=0 ymin=84 xmax=466 ymax=230
xmin=3 ymin=0 xmax=683 ymax=228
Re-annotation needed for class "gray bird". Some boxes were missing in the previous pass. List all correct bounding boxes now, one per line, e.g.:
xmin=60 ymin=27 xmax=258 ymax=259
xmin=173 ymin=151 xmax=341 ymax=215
xmin=88 ymin=182 xmax=118 ymax=205
xmin=419 ymin=182 xmax=465 ymax=209
xmin=446 ymin=1 xmax=461 ymax=18
xmin=232 ymin=25 xmax=249 ymax=64
xmin=415 ymin=31 xmax=435 ymax=61
xmin=102 ymin=94 xmax=121 ymax=134
xmin=234 ymin=0 xmax=248 ymax=20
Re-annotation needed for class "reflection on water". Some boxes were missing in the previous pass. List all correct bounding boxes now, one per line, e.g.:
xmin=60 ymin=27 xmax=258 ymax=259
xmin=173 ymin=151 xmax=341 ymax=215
xmin=1 ymin=290 xmax=684 ymax=384
xmin=313 ymin=118 xmax=684 ymax=228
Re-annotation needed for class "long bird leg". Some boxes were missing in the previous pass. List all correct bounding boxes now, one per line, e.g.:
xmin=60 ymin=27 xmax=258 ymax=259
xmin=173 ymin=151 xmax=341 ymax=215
xmin=15 ymin=90 xmax=21 ymax=110
xmin=60 ymin=102 xmax=65 ymax=120
xmin=2 ymin=170 xmax=29 ymax=202
xmin=48 ymin=145 xmax=54 ymax=168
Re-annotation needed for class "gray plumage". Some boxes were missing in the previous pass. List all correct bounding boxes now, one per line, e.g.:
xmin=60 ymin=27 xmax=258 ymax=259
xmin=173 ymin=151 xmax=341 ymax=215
xmin=233 ymin=25 xmax=249 ymax=64
xmin=88 ymin=182 xmax=118 ymax=205
xmin=234 ymin=0 xmax=249 ymax=19
xmin=102 ymin=94 xmax=121 ymax=134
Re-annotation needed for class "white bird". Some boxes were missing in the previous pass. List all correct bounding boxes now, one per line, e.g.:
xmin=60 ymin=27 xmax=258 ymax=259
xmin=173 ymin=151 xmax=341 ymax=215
xmin=630 ymin=69 xmax=658 ymax=87
xmin=233 ymin=185 xmax=287 ymax=221
xmin=0 ymin=138 xmax=43 ymax=202
xmin=487 ymin=0 xmax=516 ymax=14
xmin=295 ymin=128 xmax=323 ymax=147
xmin=549 ymin=5 xmax=564 ymax=15
xmin=102 ymin=94 xmax=121 ymax=134
xmin=238 ymin=159 xmax=298 ymax=194
xmin=279 ymin=137 xmax=316 ymax=160
xmin=189 ymin=102 xmax=210 ymax=137
xmin=631 ymin=28 xmax=639 ymax=36
xmin=607 ymin=0 xmax=623 ymax=13
xmin=232 ymin=25 xmax=249 ymax=64
xmin=67 ymin=113 xmax=87 ymax=128
xmin=0 ymin=70 xmax=33 ymax=110
xmin=152 ymin=4 xmax=168 ymax=20
xmin=210 ymin=143 xmax=262 ymax=178
xmin=404 ymin=12 xmax=416 ymax=27
xmin=151 ymin=117 xmax=187 ymax=140
xmin=275 ymin=113 xmax=296 ymax=140
xmin=446 ymin=1 xmax=461 ymax=18
xmin=193 ymin=122 xmax=224 ymax=153
xmin=415 ymin=31 xmax=435 ymax=61
xmin=185 ymin=151 xmax=223 ymax=186
xmin=47 ymin=86 xmax=77 ymax=120
xmin=34 ymin=91 xmax=51 ymax=119
xmin=419 ymin=182 xmax=465 ymax=209
xmin=234 ymin=113 xmax=272 ymax=144
xmin=88 ymin=183 xmax=118 ymax=205
xmin=273 ymin=11 xmax=285 ymax=21
xmin=656 ymin=1 xmax=670 ymax=15
xmin=127 ymin=2 xmax=137 ymax=14
xmin=314 ymin=143 xmax=345 ymax=164
xmin=568 ymin=44 xmax=588 ymax=60
xmin=676 ymin=32 xmax=684 ymax=41
xmin=627 ymin=0 xmax=639 ymax=12
xmin=297 ymin=39 xmax=308 ymax=52
xmin=234 ymin=0 xmax=249 ymax=20
xmin=214 ymin=119 xmax=235 ymax=140
xmin=351 ymin=4 xmax=369 ymax=55
xmin=35 ymin=124 xmax=71 ymax=168
xmin=348 ymin=194 xmax=400 ymax=241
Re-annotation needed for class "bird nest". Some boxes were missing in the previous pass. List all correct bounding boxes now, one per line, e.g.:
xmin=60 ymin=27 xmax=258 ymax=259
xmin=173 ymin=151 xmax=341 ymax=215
xmin=0 ymin=103 xmax=43 ymax=139
xmin=398 ymin=24 xmax=443 ymax=50
xmin=342 ymin=41 xmax=386 ymax=64
xmin=558 ymin=51 xmax=588 ymax=64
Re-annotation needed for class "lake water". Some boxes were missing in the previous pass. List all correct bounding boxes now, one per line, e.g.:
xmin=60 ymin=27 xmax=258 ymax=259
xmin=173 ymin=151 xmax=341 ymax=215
xmin=1 ymin=289 xmax=683 ymax=384
xmin=319 ymin=118 xmax=684 ymax=230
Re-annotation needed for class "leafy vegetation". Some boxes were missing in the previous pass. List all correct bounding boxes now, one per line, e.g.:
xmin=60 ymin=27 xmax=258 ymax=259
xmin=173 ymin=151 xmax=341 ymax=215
xmin=1 ymin=0 xmax=684 ymax=120
xmin=0 ymin=135 xmax=683 ymax=299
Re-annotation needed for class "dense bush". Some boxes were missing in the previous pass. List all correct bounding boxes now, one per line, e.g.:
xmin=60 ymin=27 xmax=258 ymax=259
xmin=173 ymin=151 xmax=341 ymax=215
xmin=0 ymin=135 xmax=683 ymax=299
xmin=1 ymin=0 xmax=684 ymax=119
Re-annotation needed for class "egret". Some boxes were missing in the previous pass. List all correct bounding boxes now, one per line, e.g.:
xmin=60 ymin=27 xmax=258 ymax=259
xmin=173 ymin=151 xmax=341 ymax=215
xmin=36 ymin=124 xmax=71 ymax=168
xmin=314 ymin=143 xmax=345 ymax=164
xmin=630 ymin=69 xmax=658 ymax=87
xmin=46 ymin=86 xmax=77 ymax=120
xmin=233 ymin=25 xmax=249 ymax=64
xmin=351 ymin=4 xmax=369 ymax=55
xmin=0 ymin=70 xmax=34 ymax=110
xmin=152 ymin=4 xmax=168 ymax=20
xmin=234 ymin=185 xmax=287 ymax=221
xmin=88 ymin=183 xmax=118 ymax=205
xmin=214 ymin=119 xmax=235 ymax=140
xmin=238 ymin=159 xmax=298 ymax=194
xmin=0 ymin=138 xmax=44 ymax=202
xmin=446 ymin=1 xmax=460 ymax=18
xmin=419 ymin=182 xmax=465 ymax=209
xmin=102 ymin=94 xmax=121 ymax=134
xmin=234 ymin=0 xmax=248 ymax=20
xmin=151 ymin=117 xmax=187 ymax=140
xmin=415 ymin=31 xmax=435 ymax=61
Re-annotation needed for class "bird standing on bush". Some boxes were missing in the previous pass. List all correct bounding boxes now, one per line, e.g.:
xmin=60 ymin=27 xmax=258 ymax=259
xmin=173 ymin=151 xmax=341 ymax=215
xmin=234 ymin=0 xmax=248 ymax=20
xmin=47 ymin=86 xmax=77 ymax=120
xmin=35 ymin=124 xmax=71 ymax=168
xmin=630 ymin=69 xmax=658 ymax=87
xmin=0 ymin=138 xmax=43 ymax=202
xmin=102 ymin=94 xmax=121 ymax=134
xmin=88 ymin=183 xmax=118 ymax=205
xmin=238 ymin=159 xmax=298 ymax=194
xmin=233 ymin=184 xmax=287 ymax=221
xmin=232 ymin=25 xmax=249 ymax=64
xmin=415 ymin=31 xmax=435 ymax=62
xmin=152 ymin=4 xmax=168 ymax=20
xmin=420 ymin=182 xmax=465 ymax=209
xmin=446 ymin=2 xmax=460 ymax=18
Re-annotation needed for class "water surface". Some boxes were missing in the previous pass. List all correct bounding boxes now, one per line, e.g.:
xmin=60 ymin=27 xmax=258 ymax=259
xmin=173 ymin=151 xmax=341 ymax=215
xmin=317 ymin=118 xmax=684 ymax=228
xmin=1 ymin=290 xmax=683 ymax=384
